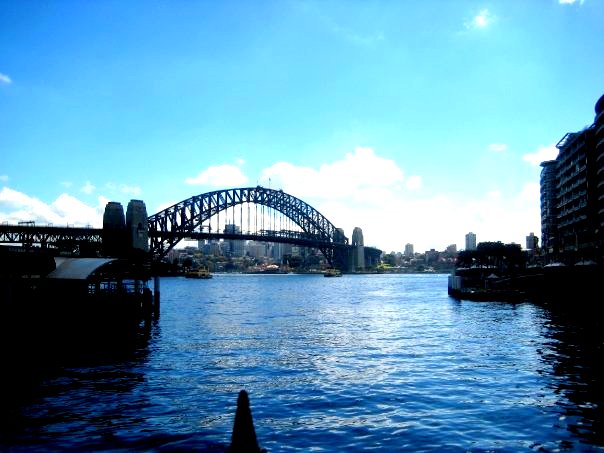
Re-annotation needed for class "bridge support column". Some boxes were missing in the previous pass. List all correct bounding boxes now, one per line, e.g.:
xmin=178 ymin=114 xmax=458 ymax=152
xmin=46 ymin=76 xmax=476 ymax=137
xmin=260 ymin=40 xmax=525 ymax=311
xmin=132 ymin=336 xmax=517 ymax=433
xmin=153 ymin=276 xmax=160 ymax=319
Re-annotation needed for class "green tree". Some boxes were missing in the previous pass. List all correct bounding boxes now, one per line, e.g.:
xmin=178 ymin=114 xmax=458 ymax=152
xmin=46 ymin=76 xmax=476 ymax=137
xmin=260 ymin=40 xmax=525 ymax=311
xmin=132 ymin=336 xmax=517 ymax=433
xmin=182 ymin=256 xmax=194 ymax=271
xmin=382 ymin=252 xmax=396 ymax=266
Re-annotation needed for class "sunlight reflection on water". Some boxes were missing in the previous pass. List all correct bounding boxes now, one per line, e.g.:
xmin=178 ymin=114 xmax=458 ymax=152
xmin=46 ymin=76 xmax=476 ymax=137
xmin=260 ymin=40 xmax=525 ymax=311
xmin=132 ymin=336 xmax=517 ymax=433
xmin=2 ymin=273 xmax=602 ymax=452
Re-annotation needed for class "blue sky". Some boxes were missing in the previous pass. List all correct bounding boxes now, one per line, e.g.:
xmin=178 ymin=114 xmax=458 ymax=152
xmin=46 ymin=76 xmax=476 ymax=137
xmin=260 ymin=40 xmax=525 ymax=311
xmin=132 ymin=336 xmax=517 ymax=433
xmin=1 ymin=0 xmax=603 ymax=253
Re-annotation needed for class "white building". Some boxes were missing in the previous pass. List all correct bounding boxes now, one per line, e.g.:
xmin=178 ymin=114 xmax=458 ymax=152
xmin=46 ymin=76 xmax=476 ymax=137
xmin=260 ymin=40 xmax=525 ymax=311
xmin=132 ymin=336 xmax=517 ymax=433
xmin=465 ymin=232 xmax=477 ymax=251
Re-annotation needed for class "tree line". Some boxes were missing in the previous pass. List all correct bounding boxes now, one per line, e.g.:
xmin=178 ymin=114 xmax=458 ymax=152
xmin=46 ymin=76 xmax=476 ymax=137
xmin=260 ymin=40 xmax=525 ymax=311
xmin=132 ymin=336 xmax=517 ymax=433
xmin=456 ymin=241 xmax=526 ymax=272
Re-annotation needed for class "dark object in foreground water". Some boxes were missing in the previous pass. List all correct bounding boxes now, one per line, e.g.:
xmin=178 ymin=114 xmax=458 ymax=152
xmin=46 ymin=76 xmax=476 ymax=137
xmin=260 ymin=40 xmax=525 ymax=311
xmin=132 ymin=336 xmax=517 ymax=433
xmin=228 ymin=390 xmax=266 ymax=453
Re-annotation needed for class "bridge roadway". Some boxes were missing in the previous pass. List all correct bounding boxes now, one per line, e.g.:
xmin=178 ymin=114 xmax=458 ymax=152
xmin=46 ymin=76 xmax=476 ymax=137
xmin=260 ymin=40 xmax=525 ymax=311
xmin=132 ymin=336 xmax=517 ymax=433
xmin=0 ymin=225 xmax=342 ymax=250
xmin=0 ymin=224 xmax=351 ymax=264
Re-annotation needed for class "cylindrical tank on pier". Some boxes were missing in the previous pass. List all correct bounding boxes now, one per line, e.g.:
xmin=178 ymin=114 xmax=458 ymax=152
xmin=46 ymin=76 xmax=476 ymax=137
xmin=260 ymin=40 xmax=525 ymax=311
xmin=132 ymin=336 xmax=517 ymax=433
xmin=126 ymin=200 xmax=149 ymax=252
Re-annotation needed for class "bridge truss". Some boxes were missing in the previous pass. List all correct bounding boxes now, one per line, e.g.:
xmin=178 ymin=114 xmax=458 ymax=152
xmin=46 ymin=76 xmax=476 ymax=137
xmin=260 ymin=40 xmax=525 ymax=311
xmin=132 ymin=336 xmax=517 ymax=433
xmin=147 ymin=186 xmax=349 ymax=266
xmin=0 ymin=224 xmax=103 ymax=255
xmin=0 ymin=187 xmax=352 ymax=268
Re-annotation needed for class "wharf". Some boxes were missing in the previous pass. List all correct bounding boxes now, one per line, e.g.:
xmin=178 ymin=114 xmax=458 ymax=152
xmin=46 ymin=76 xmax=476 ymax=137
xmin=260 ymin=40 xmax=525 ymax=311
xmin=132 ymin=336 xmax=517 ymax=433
xmin=448 ymin=264 xmax=602 ymax=304
xmin=0 ymin=247 xmax=158 ymax=362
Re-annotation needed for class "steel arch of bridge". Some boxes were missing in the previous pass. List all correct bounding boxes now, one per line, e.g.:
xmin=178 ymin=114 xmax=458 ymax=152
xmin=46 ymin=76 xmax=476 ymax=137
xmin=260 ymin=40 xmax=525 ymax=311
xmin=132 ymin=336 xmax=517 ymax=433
xmin=147 ymin=186 xmax=349 ymax=265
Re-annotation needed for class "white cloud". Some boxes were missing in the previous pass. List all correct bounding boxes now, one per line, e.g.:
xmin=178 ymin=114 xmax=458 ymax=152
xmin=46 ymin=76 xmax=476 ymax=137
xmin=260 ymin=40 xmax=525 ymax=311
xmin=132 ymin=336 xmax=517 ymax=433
xmin=523 ymin=144 xmax=558 ymax=166
xmin=305 ymin=185 xmax=540 ymax=253
xmin=254 ymin=147 xmax=540 ymax=252
xmin=0 ymin=175 xmax=8 ymax=182
xmin=405 ymin=175 xmax=422 ymax=190
xmin=0 ymin=187 xmax=105 ymax=227
xmin=81 ymin=181 xmax=96 ymax=194
xmin=518 ymin=182 xmax=540 ymax=203
xmin=260 ymin=147 xmax=404 ymax=203
xmin=449 ymin=184 xmax=540 ymax=248
xmin=61 ymin=181 xmax=73 ymax=188
xmin=0 ymin=188 xmax=58 ymax=224
xmin=0 ymin=72 xmax=11 ymax=84
xmin=559 ymin=0 xmax=584 ymax=4
xmin=0 ymin=145 xmax=544 ymax=254
xmin=488 ymin=143 xmax=508 ymax=152
xmin=98 ymin=195 xmax=110 ymax=211
xmin=51 ymin=193 xmax=104 ymax=226
xmin=185 ymin=164 xmax=248 ymax=187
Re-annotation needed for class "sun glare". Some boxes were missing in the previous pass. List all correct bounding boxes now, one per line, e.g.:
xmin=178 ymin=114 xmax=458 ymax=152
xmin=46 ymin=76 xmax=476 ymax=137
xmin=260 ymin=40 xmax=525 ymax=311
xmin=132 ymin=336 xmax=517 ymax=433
xmin=474 ymin=10 xmax=490 ymax=28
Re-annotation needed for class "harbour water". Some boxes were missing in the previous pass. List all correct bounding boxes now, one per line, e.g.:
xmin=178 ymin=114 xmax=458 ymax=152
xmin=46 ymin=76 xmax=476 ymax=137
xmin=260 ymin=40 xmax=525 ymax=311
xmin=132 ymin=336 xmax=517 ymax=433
xmin=1 ymin=273 xmax=603 ymax=452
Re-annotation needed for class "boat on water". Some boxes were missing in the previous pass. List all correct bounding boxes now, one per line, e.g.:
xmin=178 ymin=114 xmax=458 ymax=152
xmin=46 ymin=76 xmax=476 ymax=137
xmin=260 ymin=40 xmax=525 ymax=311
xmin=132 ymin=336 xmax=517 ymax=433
xmin=244 ymin=264 xmax=290 ymax=274
xmin=185 ymin=266 xmax=212 ymax=279
xmin=324 ymin=268 xmax=342 ymax=277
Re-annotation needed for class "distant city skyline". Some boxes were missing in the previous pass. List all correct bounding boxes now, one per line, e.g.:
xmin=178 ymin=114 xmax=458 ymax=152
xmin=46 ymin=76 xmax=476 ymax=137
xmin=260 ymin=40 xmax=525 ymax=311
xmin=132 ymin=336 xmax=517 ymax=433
xmin=1 ymin=1 xmax=603 ymax=252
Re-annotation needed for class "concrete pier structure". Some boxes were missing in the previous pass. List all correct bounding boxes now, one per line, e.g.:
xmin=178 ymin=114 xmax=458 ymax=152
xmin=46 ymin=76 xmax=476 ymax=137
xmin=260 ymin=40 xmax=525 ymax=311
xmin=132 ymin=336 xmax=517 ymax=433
xmin=126 ymin=200 xmax=149 ymax=253
xmin=102 ymin=202 xmax=127 ymax=256
xmin=351 ymin=227 xmax=365 ymax=271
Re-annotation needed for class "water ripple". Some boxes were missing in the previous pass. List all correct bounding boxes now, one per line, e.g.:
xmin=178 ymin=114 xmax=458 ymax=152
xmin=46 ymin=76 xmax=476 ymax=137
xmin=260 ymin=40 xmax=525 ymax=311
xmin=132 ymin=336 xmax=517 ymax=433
xmin=2 ymin=274 xmax=603 ymax=452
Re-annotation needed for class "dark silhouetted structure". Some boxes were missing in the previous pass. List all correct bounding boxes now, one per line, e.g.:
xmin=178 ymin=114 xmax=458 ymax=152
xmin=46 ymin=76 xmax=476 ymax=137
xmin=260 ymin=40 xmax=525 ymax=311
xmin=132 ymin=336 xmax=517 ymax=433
xmin=540 ymin=93 xmax=604 ymax=264
xmin=228 ymin=390 xmax=265 ymax=453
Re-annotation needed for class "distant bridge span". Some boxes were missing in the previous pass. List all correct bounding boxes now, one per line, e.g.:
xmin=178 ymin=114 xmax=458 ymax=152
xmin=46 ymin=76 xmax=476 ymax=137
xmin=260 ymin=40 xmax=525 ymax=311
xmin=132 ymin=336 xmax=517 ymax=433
xmin=0 ymin=187 xmax=370 ymax=269
xmin=148 ymin=186 xmax=349 ymax=267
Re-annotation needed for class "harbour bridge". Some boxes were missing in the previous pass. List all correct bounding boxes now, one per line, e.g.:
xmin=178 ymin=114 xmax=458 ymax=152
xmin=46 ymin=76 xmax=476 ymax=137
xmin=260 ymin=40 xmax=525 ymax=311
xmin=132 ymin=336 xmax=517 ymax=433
xmin=0 ymin=186 xmax=380 ymax=271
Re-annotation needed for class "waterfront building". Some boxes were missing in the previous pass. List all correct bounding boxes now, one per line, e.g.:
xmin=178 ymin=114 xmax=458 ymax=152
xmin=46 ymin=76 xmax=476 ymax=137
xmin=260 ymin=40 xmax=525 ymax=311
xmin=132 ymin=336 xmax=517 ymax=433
xmin=596 ymin=94 xmax=604 ymax=250
xmin=197 ymin=239 xmax=205 ymax=251
xmin=526 ymin=232 xmax=538 ymax=254
xmin=465 ymin=232 xmax=477 ymax=251
xmin=540 ymin=160 xmax=558 ymax=255
xmin=166 ymin=248 xmax=180 ymax=264
xmin=404 ymin=243 xmax=414 ymax=258
xmin=540 ymin=93 xmax=604 ymax=264
xmin=223 ymin=224 xmax=244 ymax=257
xmin=201 ymin=240 xmax=222 ymax=257
xmin=246 ymin=241 xmax=267 ymax=260
xmin=425 ymin=249 xmax=439 ymax=264
xmin=445 ymin=244 xmax=457 ymax=255
xmin=273 ymin=242 xmax=292 ymax=261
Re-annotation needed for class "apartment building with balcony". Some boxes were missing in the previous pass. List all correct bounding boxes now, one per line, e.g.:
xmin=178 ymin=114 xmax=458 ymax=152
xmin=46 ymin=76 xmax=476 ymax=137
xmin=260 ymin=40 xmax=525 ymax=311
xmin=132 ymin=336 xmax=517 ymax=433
xmin=540 ymin=93 xmax=604 ymax=263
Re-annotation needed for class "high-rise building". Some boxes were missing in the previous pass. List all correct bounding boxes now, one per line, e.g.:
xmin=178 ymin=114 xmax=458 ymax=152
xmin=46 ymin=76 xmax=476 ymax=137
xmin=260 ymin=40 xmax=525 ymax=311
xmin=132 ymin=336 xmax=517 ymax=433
xmin=202 ymin=240 xmax=222 ymax=257
xmin=540 ymin=93 xmax=604 ymax=263
xmin=540 ymin=160 xmax=558 ymax=255
xmin=526 ymin=232 xmax=538 ymax=254
xmin=465 ymin=232 xmax=477 ymax=251
xmin=595 ymin=94 xmax=604 ymax=248
xmin=223 ymin=224 xmax=244 ymax=257
xmin=404 ymin=243 xmax=414 ymax=257
xmin=246 ymin=241 xmax=267 ymax=259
